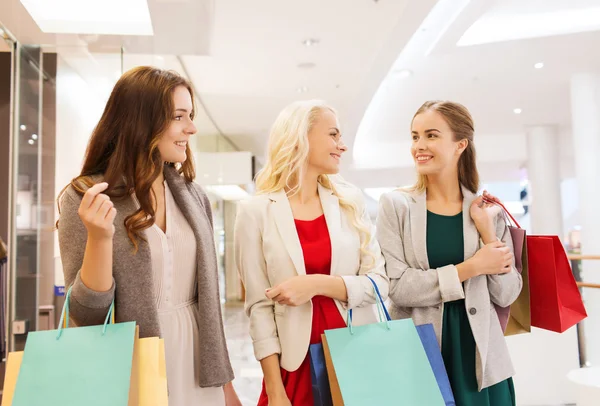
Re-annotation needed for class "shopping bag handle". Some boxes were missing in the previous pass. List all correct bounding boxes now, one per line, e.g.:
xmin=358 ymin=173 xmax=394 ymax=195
xmin=482 ymin=196 xmax=522 ymax=229
xmin=56 ymin=286 xmax=115 ymax=340
xmin=347 ymin=275 xmax=391 ymax=334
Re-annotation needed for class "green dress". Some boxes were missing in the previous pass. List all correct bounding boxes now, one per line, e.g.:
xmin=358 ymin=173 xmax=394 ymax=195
xmin=426 ymin=210 xmax=516 ymax=406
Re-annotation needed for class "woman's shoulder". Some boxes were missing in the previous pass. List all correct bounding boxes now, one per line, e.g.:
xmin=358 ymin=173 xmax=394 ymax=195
xmin=237 ymin=194 xmax=271 ymax=211
xmin=59 ymin=174 xmax=105 ymax=205
xmin=380 ymin=188 xmax=416 ymax=210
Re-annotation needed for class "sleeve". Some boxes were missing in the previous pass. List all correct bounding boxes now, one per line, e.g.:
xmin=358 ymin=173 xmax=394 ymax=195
xmin=339 ymin=191 xmax=390 ymax=309
xmin=58 ymin=187 xmax=115 ymax=326
xmin=376 ymin=192 xmax=465 ymax=308
xmin=234 ymin=201 xmax=281 ymax=361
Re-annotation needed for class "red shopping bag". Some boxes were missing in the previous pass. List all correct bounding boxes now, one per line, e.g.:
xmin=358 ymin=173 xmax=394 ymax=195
xmin=488 ymin=199 xmax=587 ymax=333
xmin=527 ymin=235 xmax=587 ymax=332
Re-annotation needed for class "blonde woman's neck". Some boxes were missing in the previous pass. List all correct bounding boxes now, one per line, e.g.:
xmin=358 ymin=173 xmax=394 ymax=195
xmin=286 ymin=170 xmax=319 ymax=204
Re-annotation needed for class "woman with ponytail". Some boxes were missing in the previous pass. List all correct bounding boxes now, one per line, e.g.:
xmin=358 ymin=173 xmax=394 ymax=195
xmin=235 ymin=100 xmax=389 ymax=406
xmin=376 ymin=101 xmax=521 ymax=405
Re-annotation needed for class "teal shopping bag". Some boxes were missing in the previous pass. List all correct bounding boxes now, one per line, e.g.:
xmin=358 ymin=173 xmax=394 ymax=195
xmin=324 ymin=277 xmax=445 ymax=406
xmin=12 ymin=287 xmax=136 ymax=406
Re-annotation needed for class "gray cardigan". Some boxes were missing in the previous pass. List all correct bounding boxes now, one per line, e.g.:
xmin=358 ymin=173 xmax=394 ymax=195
xmin=57 ymin=165 xmax=234 ymax=387
xmin=376 ymin=186 xmax=522 ymax=390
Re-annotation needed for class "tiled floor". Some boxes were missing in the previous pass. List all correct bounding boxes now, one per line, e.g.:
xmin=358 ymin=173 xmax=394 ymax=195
xmin=223 ymin=303 xmax=262 ymax=406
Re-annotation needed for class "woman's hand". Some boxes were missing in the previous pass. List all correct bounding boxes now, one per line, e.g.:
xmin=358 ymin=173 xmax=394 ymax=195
xmin=265 ymin=275 xmax=318 ymax=306
xmin=470 ymin=190 xmax=502 ymax=243
xmin=469 ymin=241 xmax=513 ymax=276
xmin=78 ymin=182 xmax=117 ymax=241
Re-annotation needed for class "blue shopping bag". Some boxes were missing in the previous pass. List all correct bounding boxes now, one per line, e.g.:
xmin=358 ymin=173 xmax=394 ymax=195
xmin=11 ymin=287 xmax=136 ymax=406
xmin=416 ymin=324 xmax=456 ymax=406
xmin=324 ymin=276 xmax=447 ymax=406
xmin=309 ymin=342 xmax=333 ymax=406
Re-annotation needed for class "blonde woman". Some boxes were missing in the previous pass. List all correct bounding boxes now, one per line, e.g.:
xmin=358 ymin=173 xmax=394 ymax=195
xmin=235 ymin=100 xmax=389 ymax=406
xmin=377 ymin=101 xmax=521 ymax=405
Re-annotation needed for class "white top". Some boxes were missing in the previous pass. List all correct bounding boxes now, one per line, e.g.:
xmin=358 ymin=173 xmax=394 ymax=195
xmin=145 ymin=181 xmax=224 ymax=406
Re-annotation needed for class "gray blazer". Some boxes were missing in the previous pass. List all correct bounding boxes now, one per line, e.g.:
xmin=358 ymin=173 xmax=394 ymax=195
xmin=376 ymin=186 xmax=522 ymax=390
xmin=58 ymin=165 xmax=234 ymax=387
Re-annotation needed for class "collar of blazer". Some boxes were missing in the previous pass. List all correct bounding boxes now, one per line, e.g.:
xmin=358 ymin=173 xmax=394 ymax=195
xmin=267 ymin=183 xmax=341 ymax=276
xmin=406 ymin=184 xmax=480 ymax=271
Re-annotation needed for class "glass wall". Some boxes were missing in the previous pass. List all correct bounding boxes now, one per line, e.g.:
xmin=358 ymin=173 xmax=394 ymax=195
xmin=12 ymin=44 xmax=43 ymax=351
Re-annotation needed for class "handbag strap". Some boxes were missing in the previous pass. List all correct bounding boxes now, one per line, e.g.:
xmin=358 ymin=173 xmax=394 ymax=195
xmin=483 ymin=196 xmax=522 ymax=229
xmin=57 ymin=286 xmax=115 ymax=339
xmin=347 ymin=275 xmax=391 ymax=334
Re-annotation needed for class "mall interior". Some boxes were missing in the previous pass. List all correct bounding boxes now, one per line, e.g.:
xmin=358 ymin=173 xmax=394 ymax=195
xmin=1 ymin=0 xmax=600 ymax=405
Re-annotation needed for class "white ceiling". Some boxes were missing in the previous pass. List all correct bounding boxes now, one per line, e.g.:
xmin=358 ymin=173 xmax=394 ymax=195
xmin=351 ymin=0 xmax=600 ymax=187
xmin=179 ymin=0 xmax=438 ymax=156
xmin=2 ymin=0 xmax=600 ymax=192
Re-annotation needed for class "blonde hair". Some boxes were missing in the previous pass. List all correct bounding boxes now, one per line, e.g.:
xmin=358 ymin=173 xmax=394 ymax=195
xmin=407 ymin=100 xmax=480 ymax=194
xmin=255 ymin=100 xmax=375 ymax=268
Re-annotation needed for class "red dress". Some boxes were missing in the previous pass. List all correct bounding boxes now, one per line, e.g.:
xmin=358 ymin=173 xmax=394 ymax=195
xmin=257 ymin=214 xmax=347 ymax=406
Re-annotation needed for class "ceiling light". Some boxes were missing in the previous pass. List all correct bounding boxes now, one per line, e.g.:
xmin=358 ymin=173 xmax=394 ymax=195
xmin=302 ymin=38 xmax=320 ymax=47
xmin=297 ymin=86 xmax=309 ymax=93
xmin=534 ymin=62 xmax=544 ymax=69
xmin=457 ymin=6 xmax=600 ymax=46
xmin=31 ymin=134 xmax=38 ymax=140
xmin=19 ymin=0 xmax=154 ymax=36
xmin=28 ymin=139 xmax=34 ymax=145
xmin=513 ymin=108 xmax=522 ymax=114
xmin=20 ymin=124 xmax=26 ymax=131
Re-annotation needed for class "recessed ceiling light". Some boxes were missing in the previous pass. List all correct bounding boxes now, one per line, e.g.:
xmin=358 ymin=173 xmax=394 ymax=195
xmin=302 ymin=38 xmax=320 ymax=47
xmin=20 ymin=124 xmax=26 ymax=131
xmin=28 ymin=139 xmax=34 ymax=145
xmin=19 ymin=0 xmax=153 ymax=36
xmin=392 ymin=69 xmax=413 ymax=78
xmin=534 ymin=62 xmax=544 ymax=69
xmin=31 ymin=134 xmax=38 ymax=140
xmin=297 ymin=86 xmax=309 ymax=93
xmin=513 ymin=108 xmax=522 ymax=114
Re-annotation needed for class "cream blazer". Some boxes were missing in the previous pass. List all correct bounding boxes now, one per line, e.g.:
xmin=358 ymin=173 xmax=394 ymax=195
xmin=234 ymin=183 xmax=389 ymax=372
xmin=376 ymin=186 xmax=523 ymax=390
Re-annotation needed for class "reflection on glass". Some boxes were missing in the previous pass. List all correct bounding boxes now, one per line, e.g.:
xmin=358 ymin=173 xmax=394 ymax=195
xmin=14 ymin=45 xmax=42 ymax=351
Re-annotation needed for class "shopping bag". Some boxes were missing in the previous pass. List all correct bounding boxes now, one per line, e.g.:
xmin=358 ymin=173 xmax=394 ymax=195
xmin=415 ymin=324 xmax=456 ymax=406
xmin=528 ymin=235 xmax=587 ymax=332
xmin=490 ymin=204 xmax=532 ymax=336
xmin=309 ymin=342 xmax=333 ymax=406
xmin=10 ymin=287 xmax=137 ymax=406
xmin=130 ymin=336 xmax=169 ymax=406
xmin=322 ymin=334 xmax=344 ymax=406
xmin=489 ymin=199 xmax=586 ymax=333
xmin=323 ymin=276 xmax=445 ymax=406
xmin=1 ymin=352 xmax=23 ymax=406
xmin=3 ymin=330 xmax=168 ymax=406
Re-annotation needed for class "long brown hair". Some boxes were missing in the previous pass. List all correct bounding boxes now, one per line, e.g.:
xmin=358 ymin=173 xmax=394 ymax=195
xmin=410 ymin=100 xmax=479 ymax=194
xmin=57 ymin=66 xmax=196 ymax=250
